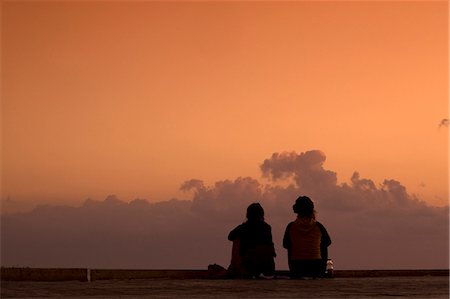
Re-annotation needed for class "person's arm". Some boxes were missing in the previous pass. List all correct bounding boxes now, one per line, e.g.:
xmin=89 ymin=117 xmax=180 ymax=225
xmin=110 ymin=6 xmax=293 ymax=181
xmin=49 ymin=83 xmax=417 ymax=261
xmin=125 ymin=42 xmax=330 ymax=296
xmin=317 ymin=222 xmax=331 ymax=247
xmin=266 ymin=224 xmax=277 ymax=257
xmin=283 ymin=223 xmax=292 ymax=249
xmin=228 ymin=224 xmax=242 ymax=241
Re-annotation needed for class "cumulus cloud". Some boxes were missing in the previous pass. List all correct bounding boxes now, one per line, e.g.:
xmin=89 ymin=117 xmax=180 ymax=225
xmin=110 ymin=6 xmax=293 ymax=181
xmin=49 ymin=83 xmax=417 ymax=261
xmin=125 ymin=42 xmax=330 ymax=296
xmin=261 ymin=150 xmax=337 ymax=191
xmin=1 ymin=150 xmax=448 ymax=270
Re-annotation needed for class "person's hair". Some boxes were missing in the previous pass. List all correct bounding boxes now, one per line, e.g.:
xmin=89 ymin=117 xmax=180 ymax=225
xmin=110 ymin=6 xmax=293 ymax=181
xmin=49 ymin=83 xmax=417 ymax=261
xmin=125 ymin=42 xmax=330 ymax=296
xmin=246 ymin=203 xmax=264 ymax=222
xmin=293 ymin=196 xmax=315 ymax=218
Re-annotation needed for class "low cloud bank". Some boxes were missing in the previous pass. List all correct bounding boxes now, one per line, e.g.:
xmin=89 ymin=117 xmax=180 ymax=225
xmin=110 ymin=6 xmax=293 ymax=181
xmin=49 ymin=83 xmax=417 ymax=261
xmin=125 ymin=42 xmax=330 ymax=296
xmin=2 ymin=150 xmax=448 ymax=270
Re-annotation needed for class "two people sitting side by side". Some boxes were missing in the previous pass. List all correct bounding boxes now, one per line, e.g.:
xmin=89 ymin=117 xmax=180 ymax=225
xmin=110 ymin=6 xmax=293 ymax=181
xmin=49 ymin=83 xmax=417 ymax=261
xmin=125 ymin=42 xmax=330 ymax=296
xmin=227 ymin=196 xmax=331 ymax=279
xmin=227 ymin=203 xmax=276 ymax=278
xmin=283 ymin=196 xmax=332 ymax=278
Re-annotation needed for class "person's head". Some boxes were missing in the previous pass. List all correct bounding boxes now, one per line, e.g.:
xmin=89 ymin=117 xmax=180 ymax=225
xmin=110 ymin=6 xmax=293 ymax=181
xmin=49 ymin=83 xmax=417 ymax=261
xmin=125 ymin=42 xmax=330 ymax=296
xmin=293 ymin=196 xmax=315 ymax=218
xmin=246 ymin=203 xmax=264 ymax=222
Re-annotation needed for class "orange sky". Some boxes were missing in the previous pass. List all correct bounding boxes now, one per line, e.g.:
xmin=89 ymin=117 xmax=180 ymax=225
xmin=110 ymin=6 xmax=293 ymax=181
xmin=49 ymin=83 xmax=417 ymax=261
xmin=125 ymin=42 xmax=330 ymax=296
xmin=2 ymin=1 xmax=448 ymax=210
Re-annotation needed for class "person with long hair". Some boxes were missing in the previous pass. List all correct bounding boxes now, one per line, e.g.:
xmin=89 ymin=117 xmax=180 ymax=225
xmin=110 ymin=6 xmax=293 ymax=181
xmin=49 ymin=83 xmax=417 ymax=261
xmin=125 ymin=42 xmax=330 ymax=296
xmin=228 ymin=203 xmax=276 ymax=278
xmin=283 ymin=196 xmax=331 ymax=278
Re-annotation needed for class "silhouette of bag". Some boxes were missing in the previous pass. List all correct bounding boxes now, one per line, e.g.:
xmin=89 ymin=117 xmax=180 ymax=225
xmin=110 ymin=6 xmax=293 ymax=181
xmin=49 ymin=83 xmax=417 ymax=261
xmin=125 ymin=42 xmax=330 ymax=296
xmin=207 ymin=264 xmax=227 ymax=279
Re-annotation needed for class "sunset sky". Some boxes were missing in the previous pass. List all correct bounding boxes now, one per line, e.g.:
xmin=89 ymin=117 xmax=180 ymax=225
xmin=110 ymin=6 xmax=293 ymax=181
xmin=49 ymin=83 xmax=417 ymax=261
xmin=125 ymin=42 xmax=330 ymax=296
xmin=2 ymin=1 xmax=448 ymax=211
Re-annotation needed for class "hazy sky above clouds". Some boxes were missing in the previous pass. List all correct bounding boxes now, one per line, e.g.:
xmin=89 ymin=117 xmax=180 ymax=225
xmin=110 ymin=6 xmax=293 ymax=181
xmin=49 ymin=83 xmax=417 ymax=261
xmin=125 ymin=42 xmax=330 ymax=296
xmin=2 ymin=1 xmax=448 ymax=211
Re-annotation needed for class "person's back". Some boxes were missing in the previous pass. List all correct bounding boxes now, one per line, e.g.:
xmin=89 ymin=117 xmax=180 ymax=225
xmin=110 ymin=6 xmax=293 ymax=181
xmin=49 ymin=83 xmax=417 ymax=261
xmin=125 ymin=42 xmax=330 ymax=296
xmin=283 ymin=196 xmax=331 ymax=278
xmin=287 ymin=218 xmax=321 ymax=260
xmin=228 ymin=203 xmax=276 ymax=278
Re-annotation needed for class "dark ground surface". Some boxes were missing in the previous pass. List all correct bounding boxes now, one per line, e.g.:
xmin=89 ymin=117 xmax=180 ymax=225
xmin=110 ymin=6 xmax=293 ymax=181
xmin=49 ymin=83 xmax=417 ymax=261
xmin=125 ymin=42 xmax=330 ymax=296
xmin=1 ymin=276 xmax=449 ymax=299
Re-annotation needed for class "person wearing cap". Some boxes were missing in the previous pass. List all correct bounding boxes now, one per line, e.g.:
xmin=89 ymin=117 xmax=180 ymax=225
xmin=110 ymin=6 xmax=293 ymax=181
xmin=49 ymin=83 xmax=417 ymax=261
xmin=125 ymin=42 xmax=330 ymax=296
xmin=283 ymin=196 xmax=331 ymax=278
xmin=228 ymin=203 xmax=276 ymax=278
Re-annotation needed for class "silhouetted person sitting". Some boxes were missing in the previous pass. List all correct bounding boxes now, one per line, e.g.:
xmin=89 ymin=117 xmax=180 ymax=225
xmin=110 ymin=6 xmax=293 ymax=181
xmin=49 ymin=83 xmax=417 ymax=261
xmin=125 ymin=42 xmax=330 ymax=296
xmin=283 ymin=196 xmax=331 ymax=278
xmin=228 ymin=203 xmax=276 ymax=278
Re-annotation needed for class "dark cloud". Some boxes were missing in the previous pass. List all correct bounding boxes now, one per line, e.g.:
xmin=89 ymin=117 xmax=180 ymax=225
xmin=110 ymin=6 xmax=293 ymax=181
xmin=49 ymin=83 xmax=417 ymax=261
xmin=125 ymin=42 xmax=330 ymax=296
xmin=438 ymin=118 xmax=449 ymax=128
xmin=261 ymin=150 xmax=337 ymax=192
xmin=1 ymin=150 xmax=448 ymax=270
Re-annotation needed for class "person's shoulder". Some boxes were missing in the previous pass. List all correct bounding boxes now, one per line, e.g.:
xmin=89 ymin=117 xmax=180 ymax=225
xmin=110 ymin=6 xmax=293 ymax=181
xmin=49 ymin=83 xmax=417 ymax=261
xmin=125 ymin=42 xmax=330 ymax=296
xmin=228 ymin=223 xmax=245 ymax=240
xmin=315 ymin=221 xmax=328 ymax=231
xmin=261 ymin=221 xmax=273 ymax=230
xmin=235 ymin=223 xmax=246 ymax=230
xmin=230 ymin=223 xmax=246 ymax=234
xmin=285 ymin=221 xmax=295 ymax=229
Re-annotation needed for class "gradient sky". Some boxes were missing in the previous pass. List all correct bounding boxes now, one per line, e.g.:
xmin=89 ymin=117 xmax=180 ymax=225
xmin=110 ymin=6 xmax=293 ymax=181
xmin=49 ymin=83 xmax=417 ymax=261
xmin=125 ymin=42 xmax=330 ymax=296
xmin=2 ymin=1 xmax=448 ymax=211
